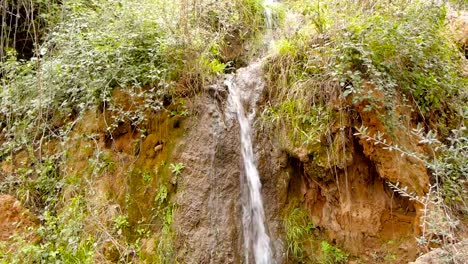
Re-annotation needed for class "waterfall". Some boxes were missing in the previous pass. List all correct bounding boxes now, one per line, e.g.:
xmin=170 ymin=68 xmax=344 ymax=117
xmin=264 ymin=0 xmax=279 ymax=50
xmin=225 ymin=74 xmax=273 ymax=264
xmin=223 ymin=2 xmax=278 ymax=263
xmin=264 ymin=0 xmax=277 ymax=30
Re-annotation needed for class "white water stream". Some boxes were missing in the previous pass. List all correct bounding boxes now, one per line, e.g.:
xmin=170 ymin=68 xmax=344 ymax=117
xmin=223 ymin=2 xmax=278 ymax=263
xmin=225 ymin=74 xmax=273 ymax=264
xmin=264 ymin=0 xmax=279 ymax=50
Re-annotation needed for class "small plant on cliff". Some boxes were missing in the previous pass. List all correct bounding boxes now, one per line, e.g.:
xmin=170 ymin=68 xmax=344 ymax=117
xmin=284 ymin=203 xmax=315 ymax=262
xmin=0 ymin=196 xmax=94 ymax=263
xmin=114 ymin=215 xmax=130 ymax=235
xmin=152 ymin=184 xmax=176 ymax=264
xmin=169 ymin=162 xmax=185 ymax=185
xmin=320 ymin=240 xmax=348 ymax=264
xmin=155 ymin=204 xmax=176 ymax=264
xmin=169 ymin=162 xmax=185 ymax=176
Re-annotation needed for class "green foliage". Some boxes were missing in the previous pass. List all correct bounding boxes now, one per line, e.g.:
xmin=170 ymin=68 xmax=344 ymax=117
xmin=142 ymin=171 xmax=153 ymax=185
xmin=427 ymin=127 xmax=468 ymax=214
xmin=170 ymin=162 xmax=185 ymax=176
xmin=207 ymin=58 xmax=227 ymax=74
xmin=449 ymin=0 xmax=468 ymax=10
xmin=264 ymin=0 xmax=467 ymax=148
xmin=283 ymin=203 xmax=350 ymax=264
xmin=384 ymin=253 xmax=397 ymax=261
xmin=114 ymin=215 xmax=130 ymax=234
xmin=320 ymin=241 xmax=348 ymax=264
xmin=332 ymin=2 xmax=465 ymax=113
xmin=275 ymin=39 xmax=297 ymax=56
xmin=89 ymin=151 xmax=115 ymax=176
xmin=284 ymin=203 xmax=315 ymax=262
xmin=263 ymin=99 xmax=330 ymax=146
xmin=0 ymin=0 xmax=269 ymax=160
xmin=0 ymin=196 xmax=95 ymax=264
xmin=155 ymin=185 xmax=169 ymax=208
xmin=36 ymin=0 xmax=186 ymax=132
xmin=0 ymin=155 xmax=64 ymax=213
xmin=289 ymin=0 xmax=330 ymax=34
xmin=152 ymin=183 xmax=176 ymax=264
xmin=155 ymin=204 xmax=176 ymax=264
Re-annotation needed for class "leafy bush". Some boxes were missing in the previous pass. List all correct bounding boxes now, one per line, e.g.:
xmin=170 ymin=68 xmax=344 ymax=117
xmin=0 ymin=0 xmax=268 ymax=159
xmin=427 ymin=127 xmax=468 ymax=214
xmin=320 ymin=241 xmax=348 ymax=264
xmin=0 ymin=155 xmax=64 ymax=213
xmin=0 ymin=196 xmax=95 ymax=264
xmin=332 ymin=2 xmax=465 ymax=113
xmin=263 ymin=0 xmax=467 ymax=148
xmin=357 ymin=125 xmax=467 ymax=249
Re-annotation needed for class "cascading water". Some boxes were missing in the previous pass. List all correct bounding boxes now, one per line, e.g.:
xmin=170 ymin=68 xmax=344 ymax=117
xmin=225 ymin=72 xmax=273 ymax=264
xmin=265 ymin=0 xmax=276 ymax=29
xmin=264 ymin=0 xmax=279 ymax=50
xmin=224 ymin=2 xmax=278 ymax=263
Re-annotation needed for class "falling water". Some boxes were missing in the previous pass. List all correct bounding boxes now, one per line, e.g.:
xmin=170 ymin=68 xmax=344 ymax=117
xmin=225 ymin=74 xmax=273 ymax=264
xmin=264 ymin=0 xmax=278 ymax=50
xmin=223 ymin=2 xmax=278 ymax=263
xmin=264 ymin=0 xmax=275 ymax=29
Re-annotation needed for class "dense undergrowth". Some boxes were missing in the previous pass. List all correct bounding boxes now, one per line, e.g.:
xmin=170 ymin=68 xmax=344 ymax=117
xmin=0 ymin=0 xmax=266 ymax=160
xmin=264 ymin=0 xmax=467 ymax=142
xmin=263 ymin=0 xmax=467 ymax=262
xmin=0 ymin=0 xmax=266 ymax=262
xmin=0 ymin=0 xmax=467 ymax=263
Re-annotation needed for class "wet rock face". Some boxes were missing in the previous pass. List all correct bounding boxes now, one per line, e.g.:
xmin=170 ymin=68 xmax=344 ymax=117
xmin=254 ymin=134 xmax=287 ymax=263
xmin=173 ymin=93 xmax=243 ymax=263
xmin=173 ymin=62 xmax=285 ymax=263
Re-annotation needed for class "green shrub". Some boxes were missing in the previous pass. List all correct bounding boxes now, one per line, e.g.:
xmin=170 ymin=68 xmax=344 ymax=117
xmin=428 ymin=127 xmax=468 ymax=214
xmin=0 ymin=0 xmax=269 ymax=159
xmin=284 ymin=204 xmax=315 ymax=262
xmin=333 ymin=2 xmax=465 ymax=113
xmin=264 ymin=0 xmax=467 ymax=146
xmin=0 ymin=196 xmax=94 ymax=264
xmin=0 ymin=155 xmax=64 ymax=213
xmin=320 ymin=241 xmax=348 ymax=264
